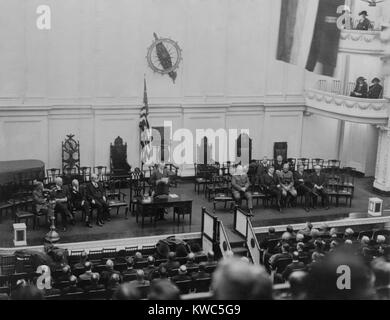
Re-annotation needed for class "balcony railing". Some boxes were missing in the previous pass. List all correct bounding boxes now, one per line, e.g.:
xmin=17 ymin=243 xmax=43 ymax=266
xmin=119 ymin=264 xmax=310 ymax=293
xmin=317 ymin=79 xmax=384 ymax=98
xmin=305 ymin=83 xmax=389 ymax=124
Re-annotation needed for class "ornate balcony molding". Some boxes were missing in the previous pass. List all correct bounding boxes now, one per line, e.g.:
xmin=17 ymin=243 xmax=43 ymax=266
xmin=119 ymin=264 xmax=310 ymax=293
xmin=305 ymin=88 xmax=389 ymax=124
xmin=339 ymin=30 xmax=383 ymax=55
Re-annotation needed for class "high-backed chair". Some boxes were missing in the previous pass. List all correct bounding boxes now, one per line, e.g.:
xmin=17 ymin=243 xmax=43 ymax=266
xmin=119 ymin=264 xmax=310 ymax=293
xmin=110 ymin=136 xmax=131 ymax=177
xmin=62 ymin=134 xmax=80 ymax=177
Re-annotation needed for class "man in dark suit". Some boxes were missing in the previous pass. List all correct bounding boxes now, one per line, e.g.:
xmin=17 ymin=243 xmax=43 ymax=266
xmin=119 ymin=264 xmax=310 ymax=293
xmin=310 ymin=165 xmax=329 ymax=209
xmin=101 ymin=259 xmax=121 ymax=287
xmin=171 ymin=265 xmax=191 ymax=283
xmin=160 ymin=252 xmax=180 ymax=272
xmin=282 ymin=251 xmax=305 ymax=281
xmin=83 ymin=273 xmax=105 ymax=292
xmin=231 ymin=165 xmax=253 ymax=216
xmin=274 ymin=155 xmax=285 ymax=175
xmin=191 ymin=264 xmax=210 ymax=281
xmin=86 ymin=173 xmax=109 ymax=225
xmin=368 ymin=78 xmax=383 ymax=99
xmin=122 ymin=257 xmax=138 ymax=281
xmin=61 ymin=275 xmax=84 ymax=295
xmin=260 ymin=227 xmax=279 ymax=254
xmin=269 ymin=243 xmax=292 ymax=269
xmin=294 ymin=164 xmax=312 ymax=212
xmin=143 ymin=256 xmax=157 ymax=281
xmin=261 ymin=166 xmax=282 ymax=212
xmin=51 ymin=177 xmax=75 ymax=231
xmin=70 ymin=179 xmax=92 ymax=228
xmin=78 ymin=262 xmax=95 ymax=283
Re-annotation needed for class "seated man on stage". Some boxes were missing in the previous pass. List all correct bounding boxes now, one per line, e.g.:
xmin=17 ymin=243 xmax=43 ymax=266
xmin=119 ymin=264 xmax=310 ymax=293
xmin=279 ymin=163 xmax=297 ymax=207
xmin=254 ymin=156 xmax=270 ymax=185
xmin=150 ymin=163 xmax=170 ymax=197
xmin=231 ymin=165 xmax=253 ymax=216
xmin=261 ymin=166 xmax=282 ymax=212
xmin=51 ymin=177 xmax=75 ymax=231
xmin=274 ymin=155 xmax=285 ymax=176
xmin=310 ymin=165 xmax=329 ymax=210
xmin=294 ymin=164 xmax=312 ymax=212
xmin=32 ymin=181 xmax=54 ymax=224
xmin=150 ymin=163 xmax=170 ymax=220
xmin=70 ymin=179 xmax=92 ymax=228
xmin=86 ymin=174 xmax=110 ymax=226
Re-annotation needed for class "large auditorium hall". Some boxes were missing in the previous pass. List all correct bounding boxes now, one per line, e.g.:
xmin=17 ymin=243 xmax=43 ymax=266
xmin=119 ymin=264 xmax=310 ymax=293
xmin=1 ymin=0 xmax=390 ymax=307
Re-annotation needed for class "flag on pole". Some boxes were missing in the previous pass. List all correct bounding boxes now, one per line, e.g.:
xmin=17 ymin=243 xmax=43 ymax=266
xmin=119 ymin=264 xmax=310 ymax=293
xmin=139 ymin=77 xmax=152 ymax=165
xmin=276 ymin=0 xmax=343 ymax=77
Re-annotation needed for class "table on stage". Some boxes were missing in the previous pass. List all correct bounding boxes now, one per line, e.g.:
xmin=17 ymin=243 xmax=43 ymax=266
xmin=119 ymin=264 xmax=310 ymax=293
xmin=136 ymin=194 xmax=193 ymax=228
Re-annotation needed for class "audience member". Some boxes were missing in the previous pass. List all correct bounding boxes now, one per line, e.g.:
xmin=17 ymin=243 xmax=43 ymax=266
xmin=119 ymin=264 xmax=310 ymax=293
xmin=212 ymin=257 xmax=272 ymax=300
xmin=148 ymin=280 xmax=180 ymax=300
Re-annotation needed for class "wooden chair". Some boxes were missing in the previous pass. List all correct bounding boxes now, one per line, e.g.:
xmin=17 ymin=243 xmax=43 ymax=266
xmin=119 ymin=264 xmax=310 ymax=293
xmin=45 ymin=168 xmax=61 ymax=187
xmin=79 ymin=167 xmax=91 ymax=183
xmin=174 ymin=280 xmax=192 ymax=294
xmin=106 ymin=179 xmax=129 ymax=219
xmin=165 ymin=163 xmax=179 ymax=187
xmin=11 ymin=200 xmax=36 ymax=229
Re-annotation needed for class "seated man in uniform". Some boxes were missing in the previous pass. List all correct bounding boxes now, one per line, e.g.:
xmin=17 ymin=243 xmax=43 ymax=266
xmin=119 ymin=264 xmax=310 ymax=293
xmin=279 ymin=163 xmax=297 ymax=207
xmin=261 ymin=166 xmax=282 ymax=212
xmin=231 ymin=165 xmax=253 ymax=216
xmin=69 ymin=179 xmax=92 ymax=228
xmin=32 ymin=181 xmax=54 ymax=224
xmin=294 ymin=164 xmax=312 ymax=212
xmin=51 ymin=177 xmax=75 ymax=231
xmin=86 ymin=173 xmax=109 ymax=226
xmin=310 ymin=165 xmax=329 ymax=210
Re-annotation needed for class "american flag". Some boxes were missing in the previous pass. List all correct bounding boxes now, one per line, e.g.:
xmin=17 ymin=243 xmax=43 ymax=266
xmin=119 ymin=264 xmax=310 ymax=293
xmin=139 ymin=78 xmax=152 ymax=164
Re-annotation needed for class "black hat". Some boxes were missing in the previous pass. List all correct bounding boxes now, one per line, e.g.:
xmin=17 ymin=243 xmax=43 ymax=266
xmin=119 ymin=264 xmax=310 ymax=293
xmin=359 ymin=11 xmax=368 ymax=16
xmin=372 ymin=77 xmax=381 ymax=83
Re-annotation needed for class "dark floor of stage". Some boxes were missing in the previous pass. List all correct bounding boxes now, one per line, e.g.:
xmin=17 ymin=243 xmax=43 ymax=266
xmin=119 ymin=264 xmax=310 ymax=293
xmin=0 ymin=177 xmax=389 ymax=247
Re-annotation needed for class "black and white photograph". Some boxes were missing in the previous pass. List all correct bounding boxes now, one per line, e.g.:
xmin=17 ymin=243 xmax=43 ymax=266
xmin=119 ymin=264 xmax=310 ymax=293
xmin=1 ymin=0 xmax=390 ymax=306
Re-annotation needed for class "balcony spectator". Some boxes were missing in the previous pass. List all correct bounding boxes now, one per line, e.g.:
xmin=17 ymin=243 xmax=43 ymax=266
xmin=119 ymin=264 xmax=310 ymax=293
xmin=350 ymin=76 xmax=368 ymax=98
xmin=368 ymin=78 xmax=383 ymax=99
xmin=356 ymin=11 xmax=372 ymax=31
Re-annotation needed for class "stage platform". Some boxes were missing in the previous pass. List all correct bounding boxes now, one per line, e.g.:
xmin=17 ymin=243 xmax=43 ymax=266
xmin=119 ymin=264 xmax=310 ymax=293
xmin=0 ymin=177 xmax=389 ymax=251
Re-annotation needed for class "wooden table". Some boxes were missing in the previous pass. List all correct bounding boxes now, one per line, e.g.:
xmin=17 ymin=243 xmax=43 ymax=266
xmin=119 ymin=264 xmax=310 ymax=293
xmin=136 ymin=194 xmax=193 ymax=228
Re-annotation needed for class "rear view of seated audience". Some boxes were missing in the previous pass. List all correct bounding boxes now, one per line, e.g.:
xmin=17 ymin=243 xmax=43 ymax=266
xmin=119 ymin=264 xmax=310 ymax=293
xmin=212 ymin=257 xmax=273 ymax=300
xmin=171 ymin=265 xmax=191 ymax=283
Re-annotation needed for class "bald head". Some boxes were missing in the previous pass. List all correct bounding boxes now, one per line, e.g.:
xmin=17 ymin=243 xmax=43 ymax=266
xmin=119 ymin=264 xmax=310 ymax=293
xmin=212 ymin=257 xmax=272 ymax=300
xmin=91 ymin=173 xmax=98 ymax=182
xmin=72 ymin=179 xmax=79 ymax=188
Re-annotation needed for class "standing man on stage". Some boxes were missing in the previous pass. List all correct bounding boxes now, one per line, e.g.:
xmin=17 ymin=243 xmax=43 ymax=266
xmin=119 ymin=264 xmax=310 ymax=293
xmin=51 ymin=177 xmax=75 ymax=231
xmin=70 ymin=179 xmax=93 ymax=228
xmin=231 ymin=165 xmax=254 ymax=216
xmin=86 ymin=174 xmax=109 ymax=226
xmin=310 ymin=165 xmax=329 ymax=210
xmin=294 ymin=164 xmax=311 ymax=212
